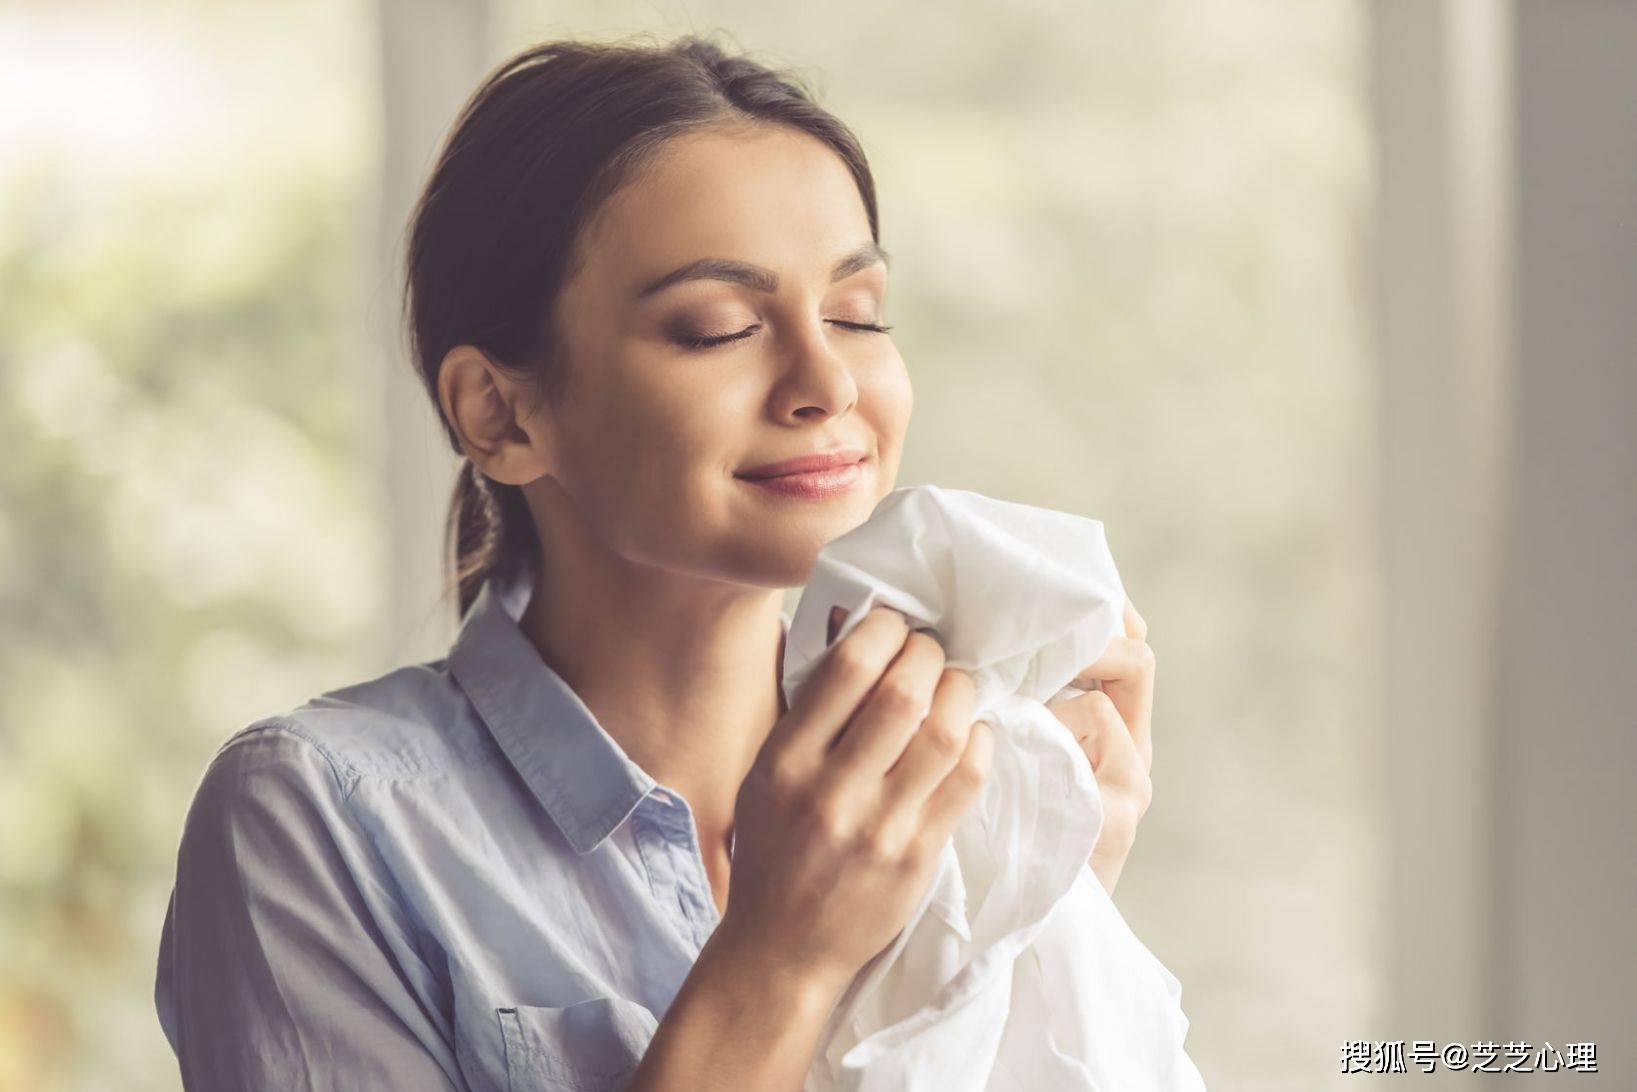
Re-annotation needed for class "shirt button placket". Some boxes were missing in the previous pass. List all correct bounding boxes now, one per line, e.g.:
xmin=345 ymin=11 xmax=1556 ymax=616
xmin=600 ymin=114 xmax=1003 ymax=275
xmin=657 ymin=790 xmax=721 ymax=949
xmin=633 ymin=809 xmax=683 ymax=918
xmin=680 ymin=828 xmax=720 ymax=949
xmin=637 ymin=791 xmax=717 ymax=952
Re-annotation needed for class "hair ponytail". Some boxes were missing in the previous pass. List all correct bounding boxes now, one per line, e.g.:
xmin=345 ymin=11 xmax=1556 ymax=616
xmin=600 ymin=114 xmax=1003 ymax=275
xmin=447 ymin=458 xmax=538 ymax=618
xmin=400 ymin=33 xmax=881 ymax=621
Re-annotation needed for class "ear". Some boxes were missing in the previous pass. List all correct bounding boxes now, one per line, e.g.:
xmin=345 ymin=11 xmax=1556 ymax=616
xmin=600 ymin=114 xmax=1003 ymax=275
xmin=436 ymin=345 xmax=555 ymax=486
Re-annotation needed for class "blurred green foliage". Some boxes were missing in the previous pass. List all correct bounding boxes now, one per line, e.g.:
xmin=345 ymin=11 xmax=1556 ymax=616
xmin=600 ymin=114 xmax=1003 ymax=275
xmin=0 ymin=156 xmax=380 ymax=1088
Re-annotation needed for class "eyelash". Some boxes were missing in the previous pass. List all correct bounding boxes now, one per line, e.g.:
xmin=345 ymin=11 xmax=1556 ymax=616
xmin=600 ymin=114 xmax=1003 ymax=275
xmin=673 ymin=320 xmax=894 ymax=351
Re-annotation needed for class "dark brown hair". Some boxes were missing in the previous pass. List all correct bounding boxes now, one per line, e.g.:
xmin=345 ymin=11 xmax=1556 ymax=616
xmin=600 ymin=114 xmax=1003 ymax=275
xmin=401 ymin=33 xmax=882 ymax=618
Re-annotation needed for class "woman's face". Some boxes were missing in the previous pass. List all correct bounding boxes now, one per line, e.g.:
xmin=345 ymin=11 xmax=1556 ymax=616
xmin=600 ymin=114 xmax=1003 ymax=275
xmin=537 ymin=123 xmax=911 ymax=589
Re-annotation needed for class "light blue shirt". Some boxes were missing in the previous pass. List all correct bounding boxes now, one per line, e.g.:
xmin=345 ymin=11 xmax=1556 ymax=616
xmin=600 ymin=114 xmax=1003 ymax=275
xmin=155 ymin=565 xmax=787 ymax=1091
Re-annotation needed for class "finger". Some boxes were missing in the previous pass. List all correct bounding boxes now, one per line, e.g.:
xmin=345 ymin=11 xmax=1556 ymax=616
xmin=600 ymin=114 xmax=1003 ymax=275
xmin=1068 ymin=690 xmax=1148 ymax=793
xmin=775 ymin=606 xmax=911 ymax=763
xmin=880 ymin=667 xmax=978 ymax=805
xmin=829 ymin=629 xmax=948 ymax=775
xmin=915 ymin=717 xmax=994 ymax=849
xmin=1069 ymin=635 xmax=1154 ymax=773
xmin=1124 ymin=598 xmax=1148 ymax=641
xmin=829 ymin=603 xmax=914 ymax=646
xmin=1069 ymin=635 xmax=1150 ymax=689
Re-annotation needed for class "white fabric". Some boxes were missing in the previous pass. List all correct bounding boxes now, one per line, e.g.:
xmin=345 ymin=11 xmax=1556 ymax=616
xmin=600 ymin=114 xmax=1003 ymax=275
xmin=783 ymin=485 xmax=1207 ymax=1091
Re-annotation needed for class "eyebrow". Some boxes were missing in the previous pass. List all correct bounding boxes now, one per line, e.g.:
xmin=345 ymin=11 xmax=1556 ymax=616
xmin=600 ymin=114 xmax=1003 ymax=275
xmin=635 ymin=241 xmax=891 ymax=300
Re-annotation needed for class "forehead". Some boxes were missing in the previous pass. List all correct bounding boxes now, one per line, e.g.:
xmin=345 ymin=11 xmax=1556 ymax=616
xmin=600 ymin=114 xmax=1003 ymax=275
xmin=576 ymin=124 xmax=874 ymax=294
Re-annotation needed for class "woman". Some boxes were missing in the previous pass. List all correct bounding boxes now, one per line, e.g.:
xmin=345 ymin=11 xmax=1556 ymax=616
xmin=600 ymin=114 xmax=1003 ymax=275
xmin=154 ymin=34 xmax=1158 ymax=1091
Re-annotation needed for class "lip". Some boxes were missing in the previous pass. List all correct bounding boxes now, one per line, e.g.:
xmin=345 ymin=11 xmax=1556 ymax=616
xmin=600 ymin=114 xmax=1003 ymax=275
xmin=739 ymin=460 xmax=865 ymax=499
xmin=735 ymin=446 xmax=868 ymax=480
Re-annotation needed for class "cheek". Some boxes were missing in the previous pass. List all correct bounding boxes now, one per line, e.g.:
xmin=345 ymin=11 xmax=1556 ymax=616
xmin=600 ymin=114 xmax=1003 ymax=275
xmin=865 ymin=343 xmax=913 ymax=424
xmin=883 ymin=362 xmax=914 ymax=430
xmin=861 ymin=353 xmax=914 ymax=481
xmin=553 ymin=370 xmax=742 ymax=545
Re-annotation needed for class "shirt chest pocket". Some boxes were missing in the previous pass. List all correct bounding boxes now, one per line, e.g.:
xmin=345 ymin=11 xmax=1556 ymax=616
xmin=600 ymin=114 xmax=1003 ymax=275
xmin=496 ymin=995 xmax=660 ymax=1091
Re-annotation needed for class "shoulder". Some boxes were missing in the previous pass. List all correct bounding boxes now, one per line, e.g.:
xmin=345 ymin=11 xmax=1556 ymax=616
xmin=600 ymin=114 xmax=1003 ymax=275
xmin=204 ymin=657 xmax=497 ymax=795
xmin=175 ymin=657 xmax=492 ymax=869
xmin=174 ymin=720 xmax=350 ymax=877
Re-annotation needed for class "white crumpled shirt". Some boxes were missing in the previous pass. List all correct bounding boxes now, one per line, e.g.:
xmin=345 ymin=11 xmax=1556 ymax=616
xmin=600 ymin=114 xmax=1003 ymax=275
xmin=783 ymin=485 xmax=1207 ymax=1091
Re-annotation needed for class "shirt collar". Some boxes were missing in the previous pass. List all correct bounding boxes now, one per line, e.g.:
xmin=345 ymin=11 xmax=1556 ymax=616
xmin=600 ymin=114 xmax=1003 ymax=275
xmin=447 ymin=564 xmax=793 ymax=856
xmin=449 ymin=565 xmax=657 ymax=855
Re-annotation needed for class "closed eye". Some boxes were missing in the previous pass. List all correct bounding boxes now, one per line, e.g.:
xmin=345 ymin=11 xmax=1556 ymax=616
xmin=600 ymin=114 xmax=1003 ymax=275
xmin=673 ymin=320 xmax=894 ymax=352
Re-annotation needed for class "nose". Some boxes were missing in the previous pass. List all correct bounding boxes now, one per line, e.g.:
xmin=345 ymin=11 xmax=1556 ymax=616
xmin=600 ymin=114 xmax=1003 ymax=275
xmin=773 ymin=321 xmax=860 ymax=423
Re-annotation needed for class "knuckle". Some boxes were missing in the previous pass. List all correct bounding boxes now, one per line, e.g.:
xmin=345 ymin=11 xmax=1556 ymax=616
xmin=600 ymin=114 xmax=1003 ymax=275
xmin=1127 ymin=602 xmax=1149 ymax=639
xmin=861 ymin=825 xmax=904 ymax=865
xmin=810 ymin=797 xmax=852 ymax=845
xmin=872 ymin=605 xmax=912 ymax=634
xmin=1135 ymin=775 xmax=1154 ymax=811
xmin=760 ymin=753 xmax=803 ymax=800
xmin=942 ymin=666 xmax=976 ymax=698
xmin=766 ymin=753 xmax=818 ymax=795
xmin=1134 ymin=640 xmax=1157 ymax=672
xmin=872 ymin=678 xmax=924 ymax=718
xmin=1110 ymin=780 xmax=1153 ymax=822
xmin=827 ymin=642 xmax=873 ymax=681
xmin=907 ymin=628 xmax=946 ymax=661
xmin=952 ymin=740 xmax=991 ymax=787
xmin=920 ymin=717 xmax=967 ymax=758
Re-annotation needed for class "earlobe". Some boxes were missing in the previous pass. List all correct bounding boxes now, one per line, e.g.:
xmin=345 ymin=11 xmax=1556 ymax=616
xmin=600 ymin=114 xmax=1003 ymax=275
xmin=436 ymin=345 xmax=555 ymax=486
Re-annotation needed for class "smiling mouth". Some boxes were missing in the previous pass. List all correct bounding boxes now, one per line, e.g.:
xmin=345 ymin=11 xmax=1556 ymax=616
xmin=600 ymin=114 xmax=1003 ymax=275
xmin=736 ymin=455 xmax=867 ymax=500
xmin=735 ymin=446 xmax=868 ymax=480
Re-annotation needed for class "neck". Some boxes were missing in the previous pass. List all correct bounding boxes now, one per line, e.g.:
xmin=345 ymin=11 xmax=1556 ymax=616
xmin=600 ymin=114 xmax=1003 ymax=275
xmin=518 ymin=491 xmax=789 ymax=849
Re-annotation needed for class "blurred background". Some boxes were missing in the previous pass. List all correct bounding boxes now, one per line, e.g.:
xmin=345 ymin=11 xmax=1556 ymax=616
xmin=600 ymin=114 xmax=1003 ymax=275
xmin=0 ymin=0 xmax=1630 ymax=1088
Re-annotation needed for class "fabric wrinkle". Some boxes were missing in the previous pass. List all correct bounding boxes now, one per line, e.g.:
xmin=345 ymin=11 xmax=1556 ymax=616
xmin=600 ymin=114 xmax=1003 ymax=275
xmin=784 ymin=484 xmax=1207 ymax=1091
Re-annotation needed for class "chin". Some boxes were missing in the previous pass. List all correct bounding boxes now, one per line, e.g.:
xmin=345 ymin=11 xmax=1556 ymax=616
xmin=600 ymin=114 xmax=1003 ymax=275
xmin=717 ymin=479 xmax=887 ymax=586
xmin=714 ymin=531 xmax=828 ymax=590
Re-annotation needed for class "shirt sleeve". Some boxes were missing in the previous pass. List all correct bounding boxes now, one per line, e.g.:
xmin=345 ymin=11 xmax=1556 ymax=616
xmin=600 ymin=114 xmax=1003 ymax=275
xmin=154 ymin=722 xmax=466 ymax=1091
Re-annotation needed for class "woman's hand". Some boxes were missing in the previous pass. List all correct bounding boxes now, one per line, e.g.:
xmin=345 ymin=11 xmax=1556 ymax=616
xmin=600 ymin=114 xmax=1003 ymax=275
xmin=1045 ymin=599 xmax=1155 ymax=895
xmin=713 ymin=605 xmax=994 ymax=1004
xmin=638 ymin=612 xmax=992 ymax=1091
